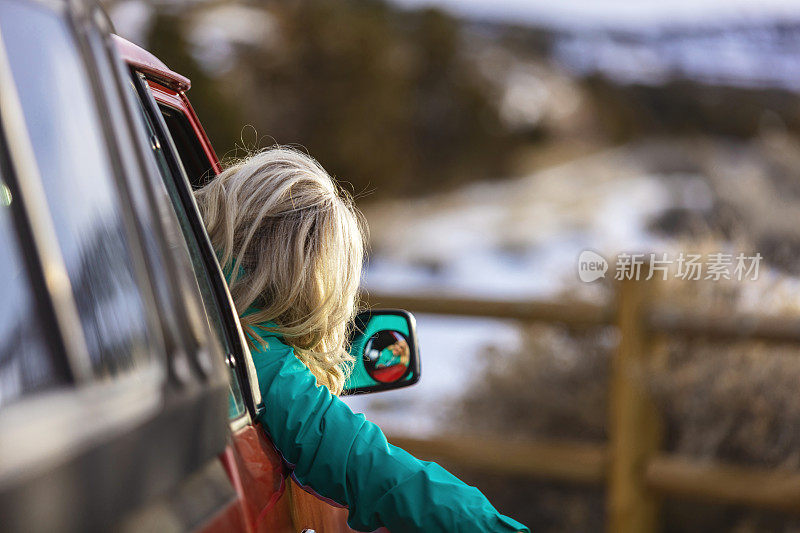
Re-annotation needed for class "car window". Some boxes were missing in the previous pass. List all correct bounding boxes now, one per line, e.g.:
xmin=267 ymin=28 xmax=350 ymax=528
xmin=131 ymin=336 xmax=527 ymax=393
xmin=0 ymin=176 xmax=65 ymax=407
xmin=0 ymin=0 xmax=154 ymax=379
xmin=128 ymin=80 xmax=246 ymax=420
xmin=159 ymin=104 xmax=215 ymax=190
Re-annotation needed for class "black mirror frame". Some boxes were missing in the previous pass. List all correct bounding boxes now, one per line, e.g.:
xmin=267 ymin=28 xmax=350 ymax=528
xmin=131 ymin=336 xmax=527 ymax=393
xmin=343 ymin=309 xmax=422 ymax=395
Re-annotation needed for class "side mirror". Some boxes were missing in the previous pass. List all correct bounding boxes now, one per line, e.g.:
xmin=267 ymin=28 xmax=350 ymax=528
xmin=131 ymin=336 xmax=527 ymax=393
xmin=343 ymin=309 xmax=421 ymax=395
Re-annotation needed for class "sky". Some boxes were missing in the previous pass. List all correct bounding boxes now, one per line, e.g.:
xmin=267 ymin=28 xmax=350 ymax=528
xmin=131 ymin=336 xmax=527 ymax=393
xmin=390 ymin=0 xmax=800 ymax=27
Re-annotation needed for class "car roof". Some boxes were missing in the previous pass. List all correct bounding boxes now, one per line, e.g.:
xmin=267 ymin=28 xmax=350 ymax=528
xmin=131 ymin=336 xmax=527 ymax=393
xmin=111 ymin=34 xmax=190 ymax=92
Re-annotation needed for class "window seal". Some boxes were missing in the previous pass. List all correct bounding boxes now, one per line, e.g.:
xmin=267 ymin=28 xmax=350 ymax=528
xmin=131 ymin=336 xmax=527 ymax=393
xmin=131 ymin=72 xmax=260 ymax=420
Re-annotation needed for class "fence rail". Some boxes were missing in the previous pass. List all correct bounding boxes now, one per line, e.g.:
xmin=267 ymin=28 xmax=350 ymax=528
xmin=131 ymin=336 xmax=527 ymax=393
xmin=364 ymin=292 xmax=613 ymax=327
xmin=388 ymin=435 xmax=607 ymax=485
xmin=364 ymin=292 xmax=800 ymax=342
xmin=364 ymin=286 xmax=800 ymax=532
xmin=388 ymin=435 xmax=800 ymax=514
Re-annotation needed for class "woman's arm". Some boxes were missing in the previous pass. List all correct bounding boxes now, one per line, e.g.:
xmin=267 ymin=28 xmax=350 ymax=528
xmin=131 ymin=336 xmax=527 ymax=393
xmin=251 ymin=331 xmax=528 ymax=533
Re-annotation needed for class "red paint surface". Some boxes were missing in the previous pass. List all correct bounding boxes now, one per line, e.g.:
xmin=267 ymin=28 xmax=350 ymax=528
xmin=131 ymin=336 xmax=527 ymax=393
xmin=112 ymin=34 xmax=190 ymax=91
xmin=372 ymin=364 xmax=408 ymax=383
xmin=230 ymin=424 xmax=293 ymax=532
xmin=146 ymin=80 xmax=222 ymax=175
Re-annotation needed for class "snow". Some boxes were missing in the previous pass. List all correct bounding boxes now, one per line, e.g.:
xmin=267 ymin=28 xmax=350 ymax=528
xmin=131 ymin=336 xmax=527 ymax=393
xmin=188 ymin=5 xmax=278 ymax=74
xmin=345 ymin=141 xmax=800 ymax=436
xmin=554 ymin=25 xmax=800 ymax=91
xmin=362 ymin=148 xmax=675 ymax=300
xmin=344 ymin=314 xmax=523 ymax=437
xmin=390 ymin=0 xmax=800 ymax=29
xmin=345 ymin=146 xmax=683 ymax=434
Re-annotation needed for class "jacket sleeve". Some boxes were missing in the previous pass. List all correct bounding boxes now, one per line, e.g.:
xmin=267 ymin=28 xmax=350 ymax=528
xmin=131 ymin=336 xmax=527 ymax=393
xmin=252 ymin=334 xmax=529 ymax=533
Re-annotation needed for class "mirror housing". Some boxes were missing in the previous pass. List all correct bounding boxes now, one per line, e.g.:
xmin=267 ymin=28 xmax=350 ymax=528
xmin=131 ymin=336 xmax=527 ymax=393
xmin=342 ymin=309 xmax=421 ymax=395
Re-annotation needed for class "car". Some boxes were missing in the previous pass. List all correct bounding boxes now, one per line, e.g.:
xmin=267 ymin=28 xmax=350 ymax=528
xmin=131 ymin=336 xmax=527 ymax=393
xmin=0 ymin=1 xmax=420 ymax=531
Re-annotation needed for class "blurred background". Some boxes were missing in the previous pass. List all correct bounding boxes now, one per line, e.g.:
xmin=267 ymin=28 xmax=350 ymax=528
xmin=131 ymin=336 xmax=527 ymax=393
xmin=108 ymin=1 xmax=800 ymax=531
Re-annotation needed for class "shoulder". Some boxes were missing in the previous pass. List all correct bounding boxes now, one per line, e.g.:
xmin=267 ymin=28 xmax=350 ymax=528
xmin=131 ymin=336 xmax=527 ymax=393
xmin=248 ymin=321 xmax=293 ymax=358
xmin=247 ymin=321 xmax=326 ymax=403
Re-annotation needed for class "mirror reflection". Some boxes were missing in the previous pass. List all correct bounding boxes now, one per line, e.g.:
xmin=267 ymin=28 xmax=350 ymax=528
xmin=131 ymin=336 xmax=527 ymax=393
xmin=362 ymin=330 xmax=411 ymax=383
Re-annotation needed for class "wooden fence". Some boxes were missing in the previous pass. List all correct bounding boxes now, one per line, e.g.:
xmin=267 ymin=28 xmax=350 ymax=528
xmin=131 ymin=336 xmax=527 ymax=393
xmin=365 ymin=278 xmax=800 ymax=533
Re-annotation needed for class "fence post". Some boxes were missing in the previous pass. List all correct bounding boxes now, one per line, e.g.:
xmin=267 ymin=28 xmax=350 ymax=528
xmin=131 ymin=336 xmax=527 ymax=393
xmin=607 ymin=273 xmax=662 ymax=533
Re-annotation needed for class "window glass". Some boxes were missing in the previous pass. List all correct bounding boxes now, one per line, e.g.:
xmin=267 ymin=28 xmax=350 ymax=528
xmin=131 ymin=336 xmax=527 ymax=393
xmin=129 ymin=80 xmax=246 ymax=420
xmin=159 ymin=104 xmax=215 ymax=190
xmin=0 ymin=1 xmax=153 ymax=378
xmin=0 ymin=178 xmax=64 ymax=407
xmin=227 ymin=359 xmax=246 ymax=420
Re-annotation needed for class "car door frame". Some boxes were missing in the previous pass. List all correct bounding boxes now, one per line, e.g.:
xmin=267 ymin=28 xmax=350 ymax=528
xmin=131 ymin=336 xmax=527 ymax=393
xmin=139 ymin=77 xmax=377 ymax=533
xmin=126 ymin=64 xmax=301 ymax=533
xmin=128 ymin=70 xmax=262 ymax=422
xmin=116 ymin=35 xmax=381 ymax=532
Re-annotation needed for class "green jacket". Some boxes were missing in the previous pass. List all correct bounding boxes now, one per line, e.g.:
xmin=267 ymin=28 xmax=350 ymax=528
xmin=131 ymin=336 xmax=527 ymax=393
xmin=247 ymin=321 xmax=528 ymax=532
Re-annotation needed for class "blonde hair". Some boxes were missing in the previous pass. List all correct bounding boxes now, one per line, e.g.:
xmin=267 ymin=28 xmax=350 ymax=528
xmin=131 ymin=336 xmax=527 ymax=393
xmin=195 ymin=147 xmax=366 ymax=394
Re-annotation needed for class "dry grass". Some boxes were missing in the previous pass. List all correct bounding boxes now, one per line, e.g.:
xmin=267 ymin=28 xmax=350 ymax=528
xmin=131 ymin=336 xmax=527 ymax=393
xmin=447 ymin=269 xmax=800 ymax=531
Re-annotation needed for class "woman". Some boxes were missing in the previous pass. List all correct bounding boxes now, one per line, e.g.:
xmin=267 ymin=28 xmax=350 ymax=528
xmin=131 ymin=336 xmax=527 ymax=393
xmin=196 ymin=147 xmax=528 ymax=532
